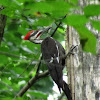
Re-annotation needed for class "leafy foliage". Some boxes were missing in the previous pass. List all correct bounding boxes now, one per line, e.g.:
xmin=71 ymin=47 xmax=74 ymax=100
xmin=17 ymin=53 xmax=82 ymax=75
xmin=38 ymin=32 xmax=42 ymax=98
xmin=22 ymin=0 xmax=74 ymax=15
xmin=64 ymin=15 xmax=89 ymax=26
xmin=91 ymin=20 xmax=100 ymax=31
xmin=0 ymin=0 xmax=99 ymax=99
xmin=84 ymin=4 xmax=100 ymax=17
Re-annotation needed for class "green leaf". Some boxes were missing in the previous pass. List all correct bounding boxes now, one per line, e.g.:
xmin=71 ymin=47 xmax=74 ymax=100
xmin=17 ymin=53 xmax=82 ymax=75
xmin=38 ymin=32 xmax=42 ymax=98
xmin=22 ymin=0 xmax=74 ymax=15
xmin=49 ymin=1 xmax=72 ymax=17
xmin=4 ymin=33 xmax=21 ymax=45
xmin=13 ymin=97 xmax=23 ymax=100
xmin=58 ymin=28 xmax=66 ymax=34
xmin=27 ymin=90 xmax=48 ymax=99
xmin=69 ymin=0 xmax=78 ymax=4
xmin=16 ymin=0 xmax=33 ymax=3
xmin=25 ymin=1 xmax=72 ymax=17
xmin=84 ymin=4 xmax=100 ymax=17
xmin=1 ymin=7 xmax=15 ymax=17
xmin=1 ymin=8 xmax=21 ymax=18
xmin=64 ymin=14 xmax=88 ymax=26
xmin=2 ymin=78 xmax=12 ymax=85
xmin=0 ymin=47 xmax=12 ymax=64
xmin=51 ymin=10 xmax=67 ymax=18
xmin=34 ymin=17 xmax=53 ymax=26
xmin=91 ymin=20 xmax=100 ymax=31
xmin=0 ymin=0 xmax=15 ymax=7
xmin=49 ymin=1 xmax=71 ymax=11
xmin=75 ymin=25 xmax=96 ymax=54
xmin=0 ymin=91 xmax=13 ymax=99
xmin=25 ymin=1 xmax=53 ymax=13
xmin=0 ymin=0 xmax=21 ymax=8
xmin=34 ymin=77 xmax=53 ymax=93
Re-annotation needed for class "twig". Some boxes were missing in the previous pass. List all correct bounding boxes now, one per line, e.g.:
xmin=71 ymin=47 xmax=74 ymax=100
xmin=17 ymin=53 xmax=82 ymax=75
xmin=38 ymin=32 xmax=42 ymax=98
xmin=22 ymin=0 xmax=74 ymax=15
xmin=16 ymin=61 xmax=33 ymax=78
xmin=51 ymin=14 xmax=67 ymax=37
xmin=0 ymin=51 xmax=31 ymax=60
xmin=15 ymin=70 xmax=49 ymax=98
xmin=64 ymin=45 xmax=78 ymax=59
xmin=36 ymin=55 xmax=43 ymax=74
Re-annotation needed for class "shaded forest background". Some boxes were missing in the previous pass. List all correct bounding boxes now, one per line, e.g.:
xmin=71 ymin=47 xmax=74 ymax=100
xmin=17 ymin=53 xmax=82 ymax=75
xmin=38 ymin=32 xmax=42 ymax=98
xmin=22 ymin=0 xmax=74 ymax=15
xmin=0 ymin=0 xmax=100 ymax=100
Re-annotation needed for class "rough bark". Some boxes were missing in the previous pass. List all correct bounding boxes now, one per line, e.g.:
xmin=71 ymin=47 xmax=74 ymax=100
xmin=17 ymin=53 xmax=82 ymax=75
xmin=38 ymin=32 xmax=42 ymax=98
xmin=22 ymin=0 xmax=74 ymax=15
xmin=65 ymin=26 xmax=75 ymax=100
xmin=66 ymin=25 xmax=100 ymax=100
xmin=65 ymin=0 xmax=100 ymax=100
xmin=0 ymin=6 xmax=7 ymax=46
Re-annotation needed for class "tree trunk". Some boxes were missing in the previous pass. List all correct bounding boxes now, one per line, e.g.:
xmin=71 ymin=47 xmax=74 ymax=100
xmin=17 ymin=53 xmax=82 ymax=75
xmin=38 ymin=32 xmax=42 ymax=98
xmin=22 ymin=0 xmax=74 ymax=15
xmin=65 ymin=0 xmax=100 ymax=100
xmin=0 ymin=6 xmax=7 ymax=46
xmin=65 ymin=26 xmax=75 ymax=100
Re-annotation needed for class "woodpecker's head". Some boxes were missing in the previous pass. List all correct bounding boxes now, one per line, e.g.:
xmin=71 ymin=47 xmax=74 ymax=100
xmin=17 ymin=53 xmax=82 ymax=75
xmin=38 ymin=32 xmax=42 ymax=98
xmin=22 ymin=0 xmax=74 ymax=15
xmin=24 ymin=27 xmax=51 ymax=44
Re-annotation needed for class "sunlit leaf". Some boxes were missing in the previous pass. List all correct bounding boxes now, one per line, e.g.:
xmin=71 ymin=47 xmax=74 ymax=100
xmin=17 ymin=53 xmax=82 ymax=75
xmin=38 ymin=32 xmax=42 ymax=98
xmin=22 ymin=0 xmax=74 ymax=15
xmin=34 ymin=17 xmax=53 ymax=26
xmin=0 ymin=0 xmax=19 ymax=8
xmin=69 ymin=0 xmax=78 ymax=4
xmin=27 ymin=90 xmax=48 ymax=99
xmin=84 ymin=4 xmax=100 ymax=17
xmin=1 ymin=8 xmax=21 ymax=18
xmin=75 ymin=25 xmax=96 ymax=54
xmin=34 ymin=77 xmax=53 ymax=93
xmin=91 ymin=20 xmax=100 ymax=31
xmin=64 ymin=14 xmax=88 ymax=26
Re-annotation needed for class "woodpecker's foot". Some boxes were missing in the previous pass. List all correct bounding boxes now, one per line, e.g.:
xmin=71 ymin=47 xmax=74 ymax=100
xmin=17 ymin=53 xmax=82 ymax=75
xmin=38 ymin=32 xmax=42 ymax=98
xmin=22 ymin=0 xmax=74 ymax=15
xmin=64 ymin=45 xmax=78 ymax=59
xmin=70 ymin=45 xmax=78 ymax=52
xmin=69 ymin=45 xmax=78 ymax=54
xmin=68 ymin=51 xmax=75 ymax=55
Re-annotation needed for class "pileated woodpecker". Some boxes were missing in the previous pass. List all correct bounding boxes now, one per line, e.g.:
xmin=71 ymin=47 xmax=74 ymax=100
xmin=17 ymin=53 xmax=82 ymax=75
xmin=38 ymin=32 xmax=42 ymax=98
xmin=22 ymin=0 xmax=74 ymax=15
xmin=24 ymin=27 xmax=72 ymax=100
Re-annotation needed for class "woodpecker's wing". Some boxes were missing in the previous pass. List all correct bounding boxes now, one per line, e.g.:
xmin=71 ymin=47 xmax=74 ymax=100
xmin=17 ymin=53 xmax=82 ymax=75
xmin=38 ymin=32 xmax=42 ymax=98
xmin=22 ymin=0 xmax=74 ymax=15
xmin=55 ymin=39 xmax=65 ymax=67
xmin=41 ymin=37 xmax=65 ymax=66
xmin=41 ymin=37 xmax=65 ymax=90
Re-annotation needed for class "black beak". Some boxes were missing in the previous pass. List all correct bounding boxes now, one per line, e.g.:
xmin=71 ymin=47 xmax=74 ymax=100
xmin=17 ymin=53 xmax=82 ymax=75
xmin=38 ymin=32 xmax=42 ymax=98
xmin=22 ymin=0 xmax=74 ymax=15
xmin=42 ymin=27 xmax=52 ymax=33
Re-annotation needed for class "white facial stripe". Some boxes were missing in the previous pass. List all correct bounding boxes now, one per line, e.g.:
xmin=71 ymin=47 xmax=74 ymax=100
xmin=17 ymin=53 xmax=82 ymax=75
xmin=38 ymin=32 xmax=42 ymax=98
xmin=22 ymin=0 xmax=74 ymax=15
xmin=29 ymin=30 xmax=43 ymax=43
xmin=33 ymin=39 xmax=43 ymax=44
xmin=30 ymin=31 xmax=37 ymax=39
xmin=30 ymin=30 xmax=42 ymax=40
xmin=30 ymin=31 xmax=34 ymax=36
xmin=29 ymin=37 xmax=43 ymax=44
xmin=30 ymin=36 xmax=36 ymax=40
xmin=36 ymin=30 xmax=42 ymax=39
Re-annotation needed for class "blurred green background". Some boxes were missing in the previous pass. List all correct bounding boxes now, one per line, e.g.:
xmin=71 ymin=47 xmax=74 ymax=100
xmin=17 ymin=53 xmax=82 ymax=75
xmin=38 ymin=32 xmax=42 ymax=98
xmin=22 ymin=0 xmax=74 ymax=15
xmin=0 ymin=0 xmax=99 ymax=99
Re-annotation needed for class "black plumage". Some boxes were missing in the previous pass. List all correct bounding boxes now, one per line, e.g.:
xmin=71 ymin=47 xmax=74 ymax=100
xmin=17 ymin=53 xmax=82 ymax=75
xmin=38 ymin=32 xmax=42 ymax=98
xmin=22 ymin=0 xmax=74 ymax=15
xmin=41 ymin=37 xmax=72 ymax=100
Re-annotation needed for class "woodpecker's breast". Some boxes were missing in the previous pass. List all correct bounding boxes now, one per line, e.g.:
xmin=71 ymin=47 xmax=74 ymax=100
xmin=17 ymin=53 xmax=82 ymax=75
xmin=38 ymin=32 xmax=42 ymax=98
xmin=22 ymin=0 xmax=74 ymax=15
xmin=41 ymin=37 xmax=65 ymax=66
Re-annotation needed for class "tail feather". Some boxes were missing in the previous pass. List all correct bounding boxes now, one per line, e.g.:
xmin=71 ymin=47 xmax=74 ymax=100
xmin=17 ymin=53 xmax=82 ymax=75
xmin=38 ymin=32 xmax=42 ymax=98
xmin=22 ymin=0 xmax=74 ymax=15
xmin=58 ymin=85 xmax=61 ymax=94
xmin=62 ymin=81 xmax=72 ymax=100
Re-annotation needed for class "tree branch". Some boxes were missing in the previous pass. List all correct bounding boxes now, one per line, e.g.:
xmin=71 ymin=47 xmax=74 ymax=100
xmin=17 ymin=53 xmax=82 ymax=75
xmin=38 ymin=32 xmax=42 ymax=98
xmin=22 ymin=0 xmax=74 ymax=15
xmin=0 ymin=6 xmax=7 ymax=46
xmin=36 ymin=55 xmax=43 ymax=74
xmin=0 ymin=51 xmax=31 ymax=60
xmin=15 ymin=70 xmax=49 ymax=97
